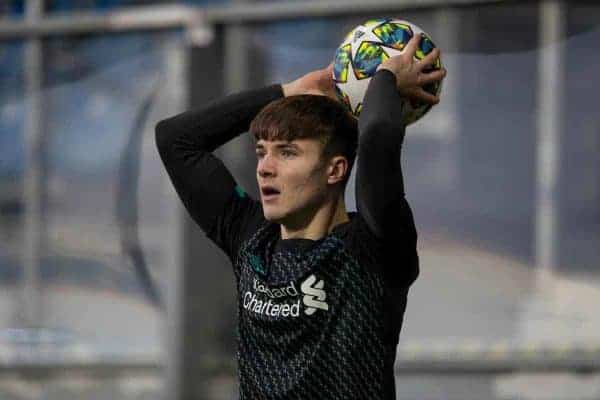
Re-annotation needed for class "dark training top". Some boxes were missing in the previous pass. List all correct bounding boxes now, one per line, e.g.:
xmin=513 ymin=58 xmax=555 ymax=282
xmin=155 ymin=69 xmax=419 ymax=400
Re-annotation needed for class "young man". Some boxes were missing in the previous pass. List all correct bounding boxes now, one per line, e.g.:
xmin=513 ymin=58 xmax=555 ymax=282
xmin=156 ymin=35 xmax=445 ymax=400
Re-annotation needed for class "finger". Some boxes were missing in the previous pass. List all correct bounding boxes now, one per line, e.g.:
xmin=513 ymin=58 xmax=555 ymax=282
xmin=406 ymin=88 xmax=440 ymax=105
xmin=418 ymin=68 xmax=446 ymax=86
xmin=417 ymin=47 xmax=441 ymax=70
xmin=404 ymin=33 xmax=422 ymax=58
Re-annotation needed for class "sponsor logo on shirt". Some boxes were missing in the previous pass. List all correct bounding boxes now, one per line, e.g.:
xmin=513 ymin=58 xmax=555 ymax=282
xmin=242 ymin=275 xmax=328 ymax=318
xmin=301 ymin=274 xmax=329 ymax=315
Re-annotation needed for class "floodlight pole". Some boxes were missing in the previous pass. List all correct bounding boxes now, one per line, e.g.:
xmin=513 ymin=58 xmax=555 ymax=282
xmin=433 ymin=7 xmax=460 ymax=187
xmin=221 ymin=0 xmax=251 ymax=183
xmin=21 ymin=0 xmax=45 ymax=329
xmin=163 ymin=43 xmax=189 ymax=400
xmin=534 ymin=0 xmax=566 ymax=289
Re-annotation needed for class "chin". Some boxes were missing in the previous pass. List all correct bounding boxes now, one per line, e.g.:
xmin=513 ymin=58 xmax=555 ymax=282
xmin=262 ymin=207 xmax=282 ymax=222
xmin=262 ymin=205 xmax=292 ymax=224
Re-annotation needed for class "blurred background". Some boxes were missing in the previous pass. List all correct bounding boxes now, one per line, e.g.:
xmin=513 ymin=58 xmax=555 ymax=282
xmin=1 ymin=0 xmax=599 ymax=399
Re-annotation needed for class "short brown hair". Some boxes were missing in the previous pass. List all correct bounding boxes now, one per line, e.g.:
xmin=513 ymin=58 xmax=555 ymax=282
xmin=249 ymin=94 xmax=358 ymax=188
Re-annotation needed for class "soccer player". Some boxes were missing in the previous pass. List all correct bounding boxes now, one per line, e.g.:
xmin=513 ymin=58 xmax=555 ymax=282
xmin=155 ymin=34 xmax=445 ymax=400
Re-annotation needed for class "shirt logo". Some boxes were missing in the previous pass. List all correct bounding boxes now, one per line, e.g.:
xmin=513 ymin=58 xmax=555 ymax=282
xmin=300 ymin=274 xmax=329 ymax=315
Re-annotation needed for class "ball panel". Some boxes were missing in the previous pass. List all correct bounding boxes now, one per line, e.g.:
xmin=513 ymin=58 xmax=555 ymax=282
xmin=333 ymin=44 xmax=352 ymax=83
xmin=355 ymin=102 xmax=363 ymax=116
xmin=354 ymin=41 xmax=390 ymax=80
xmin=415 ymin=33 xmax=442 ymax=71
xmin=372 ymin=21 xmax=414 ymax=51
xmin=363 ymin=18 xmax=391 ymax=29
xmin=334 ymin=84 xmax=352 ymax=114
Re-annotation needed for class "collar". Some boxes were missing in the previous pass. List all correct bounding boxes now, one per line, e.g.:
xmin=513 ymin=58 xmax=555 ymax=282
xmin=274 ymin=211 xmax=357 ymax=253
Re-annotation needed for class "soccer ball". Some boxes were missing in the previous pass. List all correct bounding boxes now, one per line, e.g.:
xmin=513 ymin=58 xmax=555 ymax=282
xmin=332 ymin=18 xmax=443 ymax=125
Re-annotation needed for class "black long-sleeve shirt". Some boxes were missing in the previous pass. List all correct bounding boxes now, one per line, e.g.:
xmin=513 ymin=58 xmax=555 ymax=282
xmin=155 ymin=69 xmax=419 ymax=400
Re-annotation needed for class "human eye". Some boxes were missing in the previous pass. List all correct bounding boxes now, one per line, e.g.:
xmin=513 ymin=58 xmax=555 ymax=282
xmin=281 ymin=149 xmax=296 ymax=158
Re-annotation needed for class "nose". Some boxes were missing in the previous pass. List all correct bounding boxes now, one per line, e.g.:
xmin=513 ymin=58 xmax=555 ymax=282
xmin=257 ymin=153 xmax=276 ymax=178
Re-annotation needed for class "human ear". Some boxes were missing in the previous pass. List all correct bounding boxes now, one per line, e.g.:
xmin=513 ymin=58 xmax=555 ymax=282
xmin=327 ymin=156 xmax=348 ymax=185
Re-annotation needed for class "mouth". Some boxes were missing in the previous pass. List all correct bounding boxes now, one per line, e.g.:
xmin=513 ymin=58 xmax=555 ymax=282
xmin=261 ymin=186 xmax=280 ymax=201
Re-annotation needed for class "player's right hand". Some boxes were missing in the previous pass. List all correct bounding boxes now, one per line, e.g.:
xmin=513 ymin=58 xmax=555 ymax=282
xmin=281 ymin=62 xmax=338 ymax=102
xmin=376 ymin=34 xmax=446 ymax=105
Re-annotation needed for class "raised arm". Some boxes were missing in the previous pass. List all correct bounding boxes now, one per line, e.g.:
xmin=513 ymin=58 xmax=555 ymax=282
xmin=355 ymin=34 xmax=445 ymax=240
xmin=355 ymin=69 xmax=412 ymax=240
xmin=155 ymin=84 xmax=284 ymax=257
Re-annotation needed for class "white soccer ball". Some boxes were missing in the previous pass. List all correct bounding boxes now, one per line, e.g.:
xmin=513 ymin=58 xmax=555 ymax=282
xmin=332 ymin=18 xmax=443 ymax=125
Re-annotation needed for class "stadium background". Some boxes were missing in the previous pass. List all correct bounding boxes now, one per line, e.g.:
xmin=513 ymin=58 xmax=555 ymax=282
xmin=1 ymin=0 xmax=599 ymax=398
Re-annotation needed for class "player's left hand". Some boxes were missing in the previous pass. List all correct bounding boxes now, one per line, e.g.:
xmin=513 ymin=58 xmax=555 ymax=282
xmin=376 ymin=34 xmax=446 ymax=105
xmin=282 ymin=62 xmax=338 ymax=102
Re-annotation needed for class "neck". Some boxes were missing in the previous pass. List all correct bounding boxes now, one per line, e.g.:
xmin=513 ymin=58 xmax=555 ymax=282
xmin=280 ymin=195 xmax=349 ymax=241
